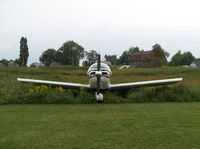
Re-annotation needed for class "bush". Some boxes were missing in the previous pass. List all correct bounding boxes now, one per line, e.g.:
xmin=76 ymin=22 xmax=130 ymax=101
xmin=103 ymin=92 xmax=124 ymax=103
xmin=77 ymin=88 xmax=95 ymax=104
xmin=127 ymin=85 xmax=200 ymax=103
xmin=0 ymin=83 xmax=200 ymax=104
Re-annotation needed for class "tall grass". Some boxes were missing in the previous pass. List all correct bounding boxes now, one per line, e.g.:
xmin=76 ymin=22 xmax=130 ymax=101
xmin=0 ymin=66 xmax=200 ymax=104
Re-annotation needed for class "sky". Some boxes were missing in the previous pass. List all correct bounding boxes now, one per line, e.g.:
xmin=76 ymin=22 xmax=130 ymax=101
xmin=0 ymin=0 xmax=200 ymax=64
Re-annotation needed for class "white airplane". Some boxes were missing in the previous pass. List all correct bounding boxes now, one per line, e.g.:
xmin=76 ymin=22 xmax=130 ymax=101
xmin=17 ymin=55 xmax=183 ymax=103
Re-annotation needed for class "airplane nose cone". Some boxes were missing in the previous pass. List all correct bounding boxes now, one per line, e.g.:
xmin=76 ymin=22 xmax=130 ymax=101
xmin=95 ymin=71 xmax=102 ymax=77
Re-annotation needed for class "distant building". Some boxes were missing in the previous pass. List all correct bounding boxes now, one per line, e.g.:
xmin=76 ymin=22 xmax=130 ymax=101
xmin=190 ymin=59 xmax=200 ymax=68
xmin=30 ymin=62 xmax=45 ymax=68
xmin=50 ymin=61 xmax=62 ymax=67
xmin=102 ymin=60 xmax=111 ymax=66
xmin=0 ymin=63 xmax=5 ymax=67
xmin=8 ymin=60 xmax=19 ymax=67
xmin=129 ymin=50 xmax=158 ymax=68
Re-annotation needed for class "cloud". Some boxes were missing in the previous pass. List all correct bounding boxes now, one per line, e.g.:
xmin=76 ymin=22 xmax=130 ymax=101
xmin=0 ymin=0 xmax=200 ymax=63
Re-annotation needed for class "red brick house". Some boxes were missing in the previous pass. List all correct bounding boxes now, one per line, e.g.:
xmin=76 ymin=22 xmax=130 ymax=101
xmin=129 ymin=50 xmax=159 ymax=67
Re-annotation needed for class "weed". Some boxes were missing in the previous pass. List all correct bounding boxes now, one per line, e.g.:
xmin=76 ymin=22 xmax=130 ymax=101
xmin=0 ymin=66 xmax=200 ymax=104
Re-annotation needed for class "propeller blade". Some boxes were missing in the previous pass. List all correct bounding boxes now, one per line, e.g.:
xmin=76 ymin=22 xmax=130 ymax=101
xmin=96 ymin=76 xmax=100 ymax=94
xmin=96 ymin=54 xmax=101 ymax=95
xmin=97 ymin=55 xmax=100 ymax=71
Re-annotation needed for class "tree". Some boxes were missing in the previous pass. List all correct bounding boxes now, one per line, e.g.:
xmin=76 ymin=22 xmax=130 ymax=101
xmin=182 ymin=51 xmax=195 ymax=65
xmin=39 ymin=49 xmax=57 ymax=66
xmin=0 ymin=59 xmax=8 ymax=66
xmin=118 ymin=46 xmax=140 ymax=65
xmin=56 ymin=41 xmax=84 ymax=66
xmin=104 ymin=54 xmax=117 ymax=65
xmin=170 ymin=51 xmax=195 ymax=66
xmin=19 ymin=37 xmax=29 ymax=66
xmin=152 ymin=44 xmax=168 ymax=66
xmin=84 ymin=50 xmax=98 ymax=65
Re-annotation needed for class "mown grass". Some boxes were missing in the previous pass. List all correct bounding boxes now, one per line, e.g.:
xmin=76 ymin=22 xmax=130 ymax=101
xmin=0 ymin=66 xmax=200 ymax=104
xmin=1 ymin=103 xmax=200 ymax=149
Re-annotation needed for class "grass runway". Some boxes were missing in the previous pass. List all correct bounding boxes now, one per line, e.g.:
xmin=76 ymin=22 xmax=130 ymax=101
xmin=1 ymin=103 xmax=200 ymax=149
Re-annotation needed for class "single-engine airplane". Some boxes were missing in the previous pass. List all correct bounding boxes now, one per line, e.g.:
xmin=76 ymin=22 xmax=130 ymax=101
xmin=17 ymin=55 xmax=183 ymax=102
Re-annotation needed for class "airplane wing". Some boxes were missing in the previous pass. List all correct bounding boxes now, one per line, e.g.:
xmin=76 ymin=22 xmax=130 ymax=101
xmin=17 ymin=78 xmax=90 ymax=89
xmin=110 ymin=78 xmax=183 ymax=89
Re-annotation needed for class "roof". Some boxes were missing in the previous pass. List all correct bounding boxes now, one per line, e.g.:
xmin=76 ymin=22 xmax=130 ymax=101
xmin=130 ymin=50 xmax=156 ymax=62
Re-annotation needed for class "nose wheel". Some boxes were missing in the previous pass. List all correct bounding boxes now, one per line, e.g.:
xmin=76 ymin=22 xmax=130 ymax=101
xmin=95 ymin=93 xmax=103 ymax=103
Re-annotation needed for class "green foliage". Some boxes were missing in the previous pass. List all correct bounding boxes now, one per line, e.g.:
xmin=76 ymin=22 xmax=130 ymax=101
xmin=39 ymin=49 xmax=57 ymax=66
xmin=104 ymin=54 xmax=117 ymax=65
xmin=19 ymin=37 xmax=29 ymax=66
xmin=83 ymin=50 xmax=98 ymax=66
xmin=78 ymin=88 xmax=95 ymax=104
xmin=103 ymin=92 xmax=123 ymax=103
xmin=1 ymin=83 xmax=200 ymax=104
xmin=56 ymin=41 xmax=84 ymax=66
xmin=152 ymin=44 xmax=168 ymax=66
xmin=127 ymin=85 xmax=200 ymax=103
xmin=0 ymin=59 xmax=8 ymax=66
xmin=0 ymin=66 xmax=200 ymax=104
xmin=170 ymin=50 xmax=195 ymax=66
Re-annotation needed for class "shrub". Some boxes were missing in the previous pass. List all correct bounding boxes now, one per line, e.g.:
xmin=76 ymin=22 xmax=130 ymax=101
xmin=103 ymin=92 xmax=123 ymax=103
xmin=0 ymin=83 xmax=200 ymax=104
xmin=77 ymin=88 xmax=95 ymax=104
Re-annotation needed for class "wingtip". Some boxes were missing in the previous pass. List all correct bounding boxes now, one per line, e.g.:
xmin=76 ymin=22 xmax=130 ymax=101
xmin=179 ymin=78 xmax=183 ymax=81
xmin=17 ymin=78 xmax=24 ymax=82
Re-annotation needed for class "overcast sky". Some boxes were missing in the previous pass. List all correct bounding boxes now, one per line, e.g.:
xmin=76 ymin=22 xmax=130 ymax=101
xmin=0 ymin=0 xmax=200 ymax=64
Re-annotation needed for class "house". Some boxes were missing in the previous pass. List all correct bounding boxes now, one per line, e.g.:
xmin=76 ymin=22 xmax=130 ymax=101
xmin=30 ymin=62 xmax=45 ymax=68
xmin=8 ymin=60 xmax=19 ymax=67
xmin=50 ymin=61 xmax=62 ymax=67
xmin=129 ymin=50 xmax=158 ymax=68
xmin=0 ymin=63 xmax=5 ymax=67
xmin=190 ymin=59 xmax=200 ymax=68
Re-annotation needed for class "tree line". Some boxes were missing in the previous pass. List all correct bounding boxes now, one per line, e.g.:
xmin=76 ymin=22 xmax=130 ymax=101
xmin=0 ymin=37 xmax=197 ymax=67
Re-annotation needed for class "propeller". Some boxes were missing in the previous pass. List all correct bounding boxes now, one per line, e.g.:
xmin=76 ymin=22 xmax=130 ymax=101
xmin=96 ymin=55 xmax=101 ymax=95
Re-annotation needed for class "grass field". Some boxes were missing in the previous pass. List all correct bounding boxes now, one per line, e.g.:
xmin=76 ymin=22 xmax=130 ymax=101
xmin=1 ymin=103 xmax=200 ymax=149
xmin=1 ymin=67 xmax=200 ymax=148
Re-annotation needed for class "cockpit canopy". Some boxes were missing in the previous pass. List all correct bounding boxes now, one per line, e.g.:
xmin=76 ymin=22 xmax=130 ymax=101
xmin=87 ymin=63 xmax=112 ymax=76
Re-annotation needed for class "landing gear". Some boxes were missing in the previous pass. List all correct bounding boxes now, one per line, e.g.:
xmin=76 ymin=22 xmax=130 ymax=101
xmin=95 ymin=93 xmax=103 ymax=103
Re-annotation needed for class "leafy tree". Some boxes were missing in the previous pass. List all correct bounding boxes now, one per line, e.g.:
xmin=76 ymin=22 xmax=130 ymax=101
xmin=14 ymin=58 xmax=20 ymax=65
xmin=84 ymin=50 xmax=98 ymax=65
xmin=39 ymin=49 xmax=57 ymax=66
xmin=0 ymin=59 xmax=8 ymax=66
xmin=118 ymin=46 xmax=140 ymax=65
xmin=170 ymin=51 xmax=195 ymax=66
xmin=152 ymin=44 xmax=168 ymax=66
xmin=56 ymin=41 xmax=84 ymax=66
xmin=104 ymin=54 xmax=117 ymax=65
xmin=82 ymin=60 xmax=90 ymax=66
xmin=19 ymin=37 xmax=29 ymax=66
xmin=182 ymin=52 xmax=195 ymax=65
